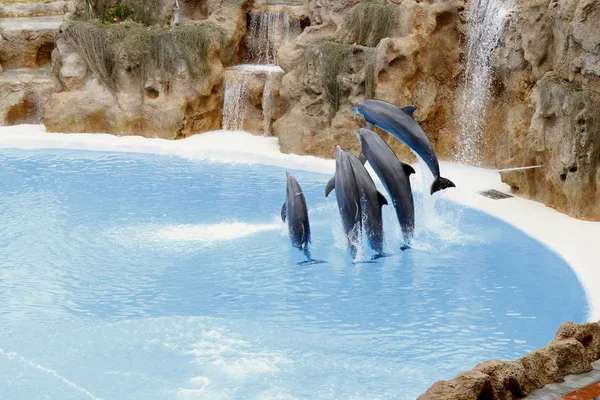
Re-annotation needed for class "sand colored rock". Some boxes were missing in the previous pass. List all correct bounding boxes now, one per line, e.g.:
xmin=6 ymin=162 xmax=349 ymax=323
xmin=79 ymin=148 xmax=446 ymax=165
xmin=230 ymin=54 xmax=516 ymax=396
xmin=274 ymin=0 xmax=463 ymax=162
xmin=0 ymin=1 xmax=67 ymax=18
xmin=44 ymin=0 xmax=249 ymax=138
xmin=418 ymin=321 xmax=600 ymax=400
xmin=495 ymin=0 xmax=600 ymax=220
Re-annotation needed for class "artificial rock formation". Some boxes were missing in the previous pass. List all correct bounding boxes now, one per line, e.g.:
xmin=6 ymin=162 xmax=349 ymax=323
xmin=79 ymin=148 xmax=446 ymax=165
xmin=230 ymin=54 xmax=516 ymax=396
xmin=43 ymin=0 xmax=248 ymax=138
xmin=0 ymin=0 xmax=70 ymax=125
xmin=274 ymin=0 xmax=464 ymax=161
xmin=418 ymin=320 xmax=600 ymax=400
xmin=494 ymin=0 xmax=600 ymax=220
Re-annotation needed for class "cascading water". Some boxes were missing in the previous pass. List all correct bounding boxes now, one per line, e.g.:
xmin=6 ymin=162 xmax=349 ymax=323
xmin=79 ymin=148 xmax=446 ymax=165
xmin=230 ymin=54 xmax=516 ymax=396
xmin=222 ymin=7 xmax=301 ymax=135
xmin=246 ymin=7 xmax=302 ymax=65
xmin=456 ymin=0 xmax=514 ymax=164
xmin=222 ymin=68 xmax=251 ymax=131
xmin=222 ymin=65 xmax=284 ymax=134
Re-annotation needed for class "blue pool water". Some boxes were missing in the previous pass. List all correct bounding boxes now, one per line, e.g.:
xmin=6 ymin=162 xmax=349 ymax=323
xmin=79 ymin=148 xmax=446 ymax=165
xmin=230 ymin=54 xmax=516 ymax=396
xmin=0 ymin=148 xmax=588 ymax=399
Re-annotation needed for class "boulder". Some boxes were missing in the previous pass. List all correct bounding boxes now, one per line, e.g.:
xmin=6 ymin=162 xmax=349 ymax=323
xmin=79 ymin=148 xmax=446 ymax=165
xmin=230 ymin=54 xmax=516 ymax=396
xmin=418 ymin=321 xmax=600 ymax=400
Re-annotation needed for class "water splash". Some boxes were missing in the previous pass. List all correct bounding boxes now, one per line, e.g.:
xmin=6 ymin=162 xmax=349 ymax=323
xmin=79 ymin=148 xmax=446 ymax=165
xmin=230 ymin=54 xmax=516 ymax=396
xmin=456 ymin=0 xmax=514 ymax=165
xmin=246 ymin=7 xmax=302 ymax=65
xmin=222 ymin=65 xmax=284 ymax=135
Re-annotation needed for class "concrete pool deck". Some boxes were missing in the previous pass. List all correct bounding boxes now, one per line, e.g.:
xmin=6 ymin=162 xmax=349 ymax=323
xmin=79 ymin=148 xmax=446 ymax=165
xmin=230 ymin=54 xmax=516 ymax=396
xmin=1 ymin=125 xmax=599 ymax=322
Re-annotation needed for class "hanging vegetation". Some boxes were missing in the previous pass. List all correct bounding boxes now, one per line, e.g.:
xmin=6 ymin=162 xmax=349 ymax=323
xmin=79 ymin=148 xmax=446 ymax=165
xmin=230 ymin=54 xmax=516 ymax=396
xmin=80 ymin=0 xmax=165 ymax=25
xmin=338 ymin=1 xmax=397 ymax=47
xmin=302 ymin=40 xmax=377 ymax=112
xmin=63 ymin=21 xmax=218 ymax=99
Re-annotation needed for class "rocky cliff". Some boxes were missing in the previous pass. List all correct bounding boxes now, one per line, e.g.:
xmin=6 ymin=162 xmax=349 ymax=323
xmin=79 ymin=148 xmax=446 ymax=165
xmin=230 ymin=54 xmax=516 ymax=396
xmin=494 ymin=0 xmax=600 ymax=220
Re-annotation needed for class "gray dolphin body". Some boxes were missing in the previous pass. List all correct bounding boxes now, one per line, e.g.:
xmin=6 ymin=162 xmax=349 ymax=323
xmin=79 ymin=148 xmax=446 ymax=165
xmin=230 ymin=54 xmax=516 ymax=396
xmin=347 ymin=154 xmax=388 ymax=254
xmin=325 ymin=146 xmax=388 ymax=256
xmin=281 ymin=172 xmax=311 ymax=258
xmin=325 ymin=147 xmax=362 ymax=256
xmin=352 ymin=99 xmax=455 ymax=194
xmin=355 ymin=128 xmax=415 ymax=246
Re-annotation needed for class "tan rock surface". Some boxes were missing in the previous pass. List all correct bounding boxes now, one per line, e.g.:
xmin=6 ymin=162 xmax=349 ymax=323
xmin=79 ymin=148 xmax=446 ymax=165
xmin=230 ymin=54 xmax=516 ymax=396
xmin=418 ymin=321 xmax=600 ymax=400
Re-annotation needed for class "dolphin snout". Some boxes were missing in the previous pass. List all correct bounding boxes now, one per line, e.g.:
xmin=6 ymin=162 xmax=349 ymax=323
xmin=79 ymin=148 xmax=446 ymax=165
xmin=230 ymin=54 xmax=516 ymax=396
xmin=335 ymin=145 xmax=343 ymax=158
xmin=351 ymin=106 xmax=359 ymax=115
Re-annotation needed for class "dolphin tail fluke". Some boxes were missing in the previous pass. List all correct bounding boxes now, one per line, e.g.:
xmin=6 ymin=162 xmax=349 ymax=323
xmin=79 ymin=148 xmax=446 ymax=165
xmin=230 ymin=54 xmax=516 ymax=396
xmin=430 ymin=176 xmax=456 ymax=194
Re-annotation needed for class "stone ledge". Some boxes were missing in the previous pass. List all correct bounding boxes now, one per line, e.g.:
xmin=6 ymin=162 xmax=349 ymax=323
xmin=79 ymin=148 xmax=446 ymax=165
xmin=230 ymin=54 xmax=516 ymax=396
xmin=418 ymin=321 xmax=600 ymax=400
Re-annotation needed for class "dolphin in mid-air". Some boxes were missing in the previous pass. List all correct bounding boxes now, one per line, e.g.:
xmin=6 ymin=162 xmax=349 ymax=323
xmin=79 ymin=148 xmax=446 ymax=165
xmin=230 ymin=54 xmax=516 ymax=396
xmin=355 ymin=128 xmax=415 ymax=247
xmin=325 ymin=146 xmax=362 ymax=257
xmin=347 ymin=152 xmax=388 ymax=255
xmin=352 ymin=99 xmax=455 ymax=194
xmin=282 ymin=172 xmax=312 ymax=259
xmin=326 ymin=146 xmax=388 ymax=257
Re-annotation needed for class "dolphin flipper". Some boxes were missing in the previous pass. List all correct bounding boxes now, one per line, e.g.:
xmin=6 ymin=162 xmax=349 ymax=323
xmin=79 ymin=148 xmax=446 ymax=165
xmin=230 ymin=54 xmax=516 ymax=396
xmin=281 ymin=203 xmax=287 ymax=222
xmin=376 ymin=191 xmax=388 ymax=207
xmin=401 ymin=105 xmax=417 ymax=119
xmin=366 ymin=121 xmax=375 ymax=130
xmin=402 ymin=163 xmax=416 ymax=176
xmin=325 ymin=177 xmax=335 ymax=197
xmin=430 ymin=176 xmax=456 ymax=194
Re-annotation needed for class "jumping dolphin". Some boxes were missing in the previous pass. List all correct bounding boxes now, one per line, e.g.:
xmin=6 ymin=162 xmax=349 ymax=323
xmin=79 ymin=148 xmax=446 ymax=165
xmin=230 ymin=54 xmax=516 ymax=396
xmin=347 ymin=154 xmax=388 ymax=255
xmin=325 ymin=146 xmax=363 ymax=257
xmin=281 ymin=172 xmax=311 ymax=259
xmin=354 ymin=128 xmax=415 ymax=246
xmin=352 ymin=99 xmax=455 ymax=194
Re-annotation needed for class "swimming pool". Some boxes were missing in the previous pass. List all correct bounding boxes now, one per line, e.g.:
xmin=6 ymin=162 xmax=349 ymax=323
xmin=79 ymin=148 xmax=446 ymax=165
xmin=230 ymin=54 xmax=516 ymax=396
xmin=0 ymin=148 xmax=587 ymax=399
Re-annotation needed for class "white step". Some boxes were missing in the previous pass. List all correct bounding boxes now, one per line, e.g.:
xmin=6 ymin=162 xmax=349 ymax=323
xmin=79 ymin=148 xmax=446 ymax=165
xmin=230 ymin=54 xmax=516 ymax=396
xmin=0 ymin=1 xmax=67 ymax=18
xmin=0 ymin=15 xmax=63 ymax=32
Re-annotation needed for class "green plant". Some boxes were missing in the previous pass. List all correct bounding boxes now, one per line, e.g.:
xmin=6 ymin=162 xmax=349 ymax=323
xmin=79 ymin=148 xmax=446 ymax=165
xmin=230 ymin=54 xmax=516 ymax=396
xmin=102 ymin=6 xmax=125 ymax=23
xmin=339 ymin=1 xmax=397 ymax=47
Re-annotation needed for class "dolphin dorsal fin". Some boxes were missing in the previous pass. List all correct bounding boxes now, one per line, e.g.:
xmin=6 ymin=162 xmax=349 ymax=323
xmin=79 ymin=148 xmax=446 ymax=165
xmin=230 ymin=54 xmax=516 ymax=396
xmin=325 ymin=177 xmax=335 ymax=197
xmin=359 ymin=153 xmax=368 ymax=165
xmin=377 ymin=191 xmax=388 ymax=207
xmin=402 ymin=163 xmax=416 ymax=176
xmin=281 ymin=203 xmax=287 ymax=222
xmin=401 ymin=105 xmax=417 ymax=119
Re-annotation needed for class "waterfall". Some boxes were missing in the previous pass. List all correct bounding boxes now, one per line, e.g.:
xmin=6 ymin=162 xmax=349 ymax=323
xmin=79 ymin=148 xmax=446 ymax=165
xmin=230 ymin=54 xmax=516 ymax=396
xmin=222 ymin=6 xmax=301 ymax=134
xmin=222 ymin=68 xmax=250 ymax=131
xmin=246 ymin=7 xmax=302 ymax=65
xmin=456 ymin=0 xmax=514 ymax=164
xmin=262 ymin=74 xmax=275 ymax=137
xmin=222 ymin=65 xmax=283 ymax=135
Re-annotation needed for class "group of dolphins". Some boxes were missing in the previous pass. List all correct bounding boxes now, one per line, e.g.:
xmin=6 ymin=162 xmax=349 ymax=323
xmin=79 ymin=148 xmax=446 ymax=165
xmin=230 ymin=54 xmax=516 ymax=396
xmin=281 ymin=99 xmax=456 ymax=262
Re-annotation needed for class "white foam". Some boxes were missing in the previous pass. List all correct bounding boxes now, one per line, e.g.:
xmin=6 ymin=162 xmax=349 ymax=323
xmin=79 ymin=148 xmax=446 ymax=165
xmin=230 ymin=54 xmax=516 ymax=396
xmin=227 ymin=64 xmax=284 ymax=73
xmin=1 ymin=125 xmax=599 ymax=321
xmin=157 ymin=222 xmax=280 ymax=242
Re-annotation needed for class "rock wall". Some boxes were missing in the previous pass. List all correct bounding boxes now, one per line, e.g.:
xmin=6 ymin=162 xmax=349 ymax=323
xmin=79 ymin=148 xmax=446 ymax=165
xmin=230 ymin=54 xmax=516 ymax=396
xmin=43 ymin=0 xmax=249 ymax=138
xmin=494 ymin=0 xmax=600 ymax=220
xmin=274 ymin=0 xmax=464 ymax=161
xmin=418 ymin=320 xmax=600 ymax=399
